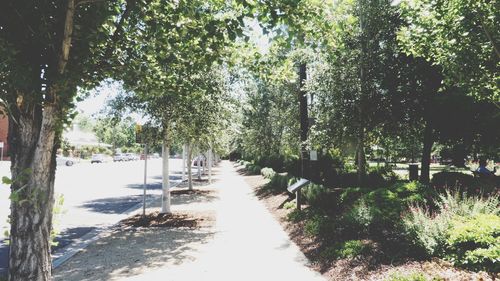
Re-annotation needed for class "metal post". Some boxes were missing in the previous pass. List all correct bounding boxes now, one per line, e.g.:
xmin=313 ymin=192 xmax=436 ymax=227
xmin=143 ymin=144 xmax=148 ymax=217
xmin=296 ymin=190 xmax=302 ymax=211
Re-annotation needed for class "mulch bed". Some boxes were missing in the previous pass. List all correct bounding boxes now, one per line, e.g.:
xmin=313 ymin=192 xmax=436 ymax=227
xmin=120 ymin=211 xmax=214 ymax=228
xmin=170 ymin=189 xmax=213 ymax=196
xmin=238 ymin=163 xmax=498 ymax=281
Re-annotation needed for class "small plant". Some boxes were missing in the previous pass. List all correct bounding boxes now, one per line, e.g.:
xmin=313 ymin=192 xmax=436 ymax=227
xmin=283 ymin=200 xmax=296 ymax=209
xmin=319 ymin=239 xmax=369 ymax=260
xmin=260 ymin=167 xmax=276 ymax=179
xmin=304 ymin=214 xmax=335 ymax=238
xmin=287 ymin=209 xmax=306 ymax=222
xmin=302 ymin=183 xmax=329 ymax=207
xmin=384 ymin=272 xmax=433 ymax=281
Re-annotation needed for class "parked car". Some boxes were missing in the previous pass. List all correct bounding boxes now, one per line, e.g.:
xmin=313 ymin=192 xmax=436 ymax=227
xmin=57 ymin=156 xmax=75 ymax=166
xmin=113 ymin=153 xmax=127 ymax=162
xmin=192 ymin=156 xmax=205 ymax=166
xmin=124 ymin=153 xmax=138 ymax=161
xmin=91 ymin=154 xmax=109 ymax=164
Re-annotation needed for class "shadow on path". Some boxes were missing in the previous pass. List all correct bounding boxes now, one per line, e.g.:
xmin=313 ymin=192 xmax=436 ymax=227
xmin=53 ymin=228 xmax=214 ymax=281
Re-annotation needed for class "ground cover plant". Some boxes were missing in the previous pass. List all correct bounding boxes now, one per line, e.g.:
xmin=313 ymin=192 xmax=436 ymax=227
xmin=241 ymin=161 xmax=500 ymax=277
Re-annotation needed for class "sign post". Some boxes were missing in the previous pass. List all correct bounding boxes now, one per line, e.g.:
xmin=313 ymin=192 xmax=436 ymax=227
xmin=142 ymin=143 xmax=148 ymax=217
xmin=287 ymin=178 xmax=310 ymax=210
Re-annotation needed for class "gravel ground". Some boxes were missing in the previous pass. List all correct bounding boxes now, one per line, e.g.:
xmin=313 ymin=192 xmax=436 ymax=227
xmin=53 ymin=161 xmax=325 ymax=281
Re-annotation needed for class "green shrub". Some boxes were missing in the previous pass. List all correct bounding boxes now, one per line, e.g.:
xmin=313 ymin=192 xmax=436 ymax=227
xmin=287 ymin=209 xmax=307 ymax=222
xmin=431 ymin=172 xmax=474 ymax=189
xmin=446 ymin=214 xmax=500 ymax=272
xmin=342 ymin=198 xmax=374 ymax=235
xmin=283 ymin=200 xmax=296 ymax=210
xmin=284 ymin=154 xmax=300 ymax=177
xmin=304 ymin=214 xmax=335 ymax=238
xmin=402 ymin=190 xmax=500 ymax=270
xmin=267 ymin=173 xmax=291 ymax=192
xmin=260 ymin=167 xmax=276 ymax=179
xmin=303 ymin=183 xmax=330 ymax=207
xmin=318 ymin=149 xmax=346 ymax=187
xmin=384 ymin=272 xmax=432 ymax=281
xmin=320 ymin=240 xmax=369 ymax=260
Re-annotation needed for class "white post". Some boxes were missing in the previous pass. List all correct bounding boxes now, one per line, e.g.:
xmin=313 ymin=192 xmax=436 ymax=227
xmin=208 ymin=148 xmax=212 ymax=183
xmin=202 ymin=152 xmax=206 ymax=175
xmin=181 ymin=144 xmax=186 ymax=181
xmin=197 ymin=153 xmax=201 ymax=180
xmin=161 ymin=141 xmax=171 ymax=214
xmin=142 ymin=144 xmax=148 ymax=216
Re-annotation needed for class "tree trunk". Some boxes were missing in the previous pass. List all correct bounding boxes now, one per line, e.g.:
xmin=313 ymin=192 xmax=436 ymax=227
xmin=420 ymin=120 xmax=434 ymax=185
xmin=181 ymin=144 xmax=186 ymax=181
xmin=187 ymin=143 xmax=193 ymax=190
xmin=356 ymin=127 xmax=367 ymax=185
xmin=161 ymin=133 xmax=171 ymax=214
xmin=8 ymin=104 xmax=59 ymax=281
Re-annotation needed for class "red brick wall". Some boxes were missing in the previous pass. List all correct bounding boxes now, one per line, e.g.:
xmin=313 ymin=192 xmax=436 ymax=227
xmin=0 ymin=115 xmax=8 ymax=159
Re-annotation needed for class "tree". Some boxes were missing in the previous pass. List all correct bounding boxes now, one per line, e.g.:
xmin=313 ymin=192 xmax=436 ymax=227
xmin=0 ymin=0 xmax=142 ymax=279
xmin=398 ymin=0 xmax=499 ymax=104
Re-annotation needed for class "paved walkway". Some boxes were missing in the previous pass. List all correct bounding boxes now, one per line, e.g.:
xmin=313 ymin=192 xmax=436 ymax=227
xmin=54 ymin=161 xmax=325 ymax=281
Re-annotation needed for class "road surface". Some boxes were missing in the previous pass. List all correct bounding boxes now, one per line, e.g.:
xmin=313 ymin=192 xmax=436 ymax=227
xmin=0 ymin=158 xmax=186 ymax=274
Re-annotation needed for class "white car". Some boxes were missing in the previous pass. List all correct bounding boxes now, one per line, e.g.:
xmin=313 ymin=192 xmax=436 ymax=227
xmin=57 ymin=156 xmax=75 ymax=166
xmin=91 ymin=154 xmax=109 ymax=164
xmin=124 ymin=153 xmax=138 ymax=161
xmin=113 ymin=153 xmax=126 ymax=162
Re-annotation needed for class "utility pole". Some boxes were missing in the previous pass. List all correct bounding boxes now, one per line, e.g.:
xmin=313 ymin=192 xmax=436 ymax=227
xmin=298 ymin=62 xmax=309 ymax=210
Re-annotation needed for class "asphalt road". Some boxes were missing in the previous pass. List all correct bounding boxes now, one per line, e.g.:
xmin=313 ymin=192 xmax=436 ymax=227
xmin=0 ymin=158 xmax=186 ymax=274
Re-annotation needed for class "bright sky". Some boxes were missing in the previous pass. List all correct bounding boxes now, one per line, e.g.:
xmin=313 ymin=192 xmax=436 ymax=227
xmin=76 ymin=19 xmax=269 ymax=121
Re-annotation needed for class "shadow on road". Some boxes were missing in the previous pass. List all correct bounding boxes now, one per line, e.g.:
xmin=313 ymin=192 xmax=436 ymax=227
xmin=80 ymin=195 xmax=157 ymax=214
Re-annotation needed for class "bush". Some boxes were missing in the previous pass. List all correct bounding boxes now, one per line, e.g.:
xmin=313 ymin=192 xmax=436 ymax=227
xmin=287 ymin=209 xmax=307 ymax=222
xmin=304 ymin=214 xmax=335 ymax=238
xmin=256 ymin=155 xmax=285 ymax=172
xmin=260 ymin=167 xmax=276 ymax=179
xmin=318 ymin=149 xmax=346 ymax=187
xmin=341 ymin=182 xmax=428 ymax=237
xmin=446 ymin=214 xmax=500 ymax=272
xmin=342 ymin=198 xmax=374 ymax=235
xmin=402 ymin=190 xmax=500 ymax=271
xmin=320 ymin=240 xmax=370 ymax=260
xmin=266 ymin=173 xmax=293 ymax=193
xmin=302 ymin=183 xmax=331 ymax=208
xmin=284 ymin=154 xmax=300 ymax=177
xmin=431 ymin=172 xmax=474 ymax=189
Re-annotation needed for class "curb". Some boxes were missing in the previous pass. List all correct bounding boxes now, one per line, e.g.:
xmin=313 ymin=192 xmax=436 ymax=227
xmin=51 ymin=180 xmax=184 ymax=269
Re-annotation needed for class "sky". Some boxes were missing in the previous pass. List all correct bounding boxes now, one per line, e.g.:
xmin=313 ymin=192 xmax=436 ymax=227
xmin=76 ymin=18 xmax=269 ymax=122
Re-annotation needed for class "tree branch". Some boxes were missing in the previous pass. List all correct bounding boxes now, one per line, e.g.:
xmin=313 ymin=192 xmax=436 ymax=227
xmin=58 ymin=0 xmax=76 ymax=75
xmin=76 ymin=0 xmax=109 ymax=6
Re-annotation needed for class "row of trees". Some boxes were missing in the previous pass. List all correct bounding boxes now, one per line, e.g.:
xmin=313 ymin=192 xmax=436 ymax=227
xmin=0 ymin=0 xmax=264 ymax=279
xmin=234 ymin=0 xmax=499 ymax=185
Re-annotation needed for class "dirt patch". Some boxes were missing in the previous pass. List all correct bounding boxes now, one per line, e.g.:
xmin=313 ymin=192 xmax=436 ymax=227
xmin=171 ymin=189 xmax=213 ymax=196
xmin=241 ymin=170 xmax=499 ymax=281
xmin=120 ymin=211 xmax=214 ymax=228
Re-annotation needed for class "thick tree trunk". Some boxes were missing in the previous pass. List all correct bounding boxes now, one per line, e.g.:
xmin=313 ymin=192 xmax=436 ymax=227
xmin=161 ymin=133 xmax=171 ymax=214
xmin=8 ymin=104 xmax=58 ymax=281
xmin=187 ymin=143 xmax=193 ymax=190
xmin=420 ymin=120 xmax=434 ymax=185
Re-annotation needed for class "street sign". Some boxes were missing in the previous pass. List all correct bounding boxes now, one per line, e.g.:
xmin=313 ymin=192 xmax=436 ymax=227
xmin=287 ymin=178 xmax=310 ymax=193
xmin=0 ymin=142 xmax=3 ymax=148
xmin=310 ymin=150 xmax=317 ymax=161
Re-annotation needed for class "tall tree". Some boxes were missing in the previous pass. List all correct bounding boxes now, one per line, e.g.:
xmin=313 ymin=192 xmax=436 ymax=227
xmin=0 ymin=1 xmax=142 ymax=279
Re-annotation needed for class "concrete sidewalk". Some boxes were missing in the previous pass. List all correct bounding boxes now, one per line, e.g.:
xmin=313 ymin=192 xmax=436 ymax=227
xmin=54 ymin=161 xmax=325 ymax=281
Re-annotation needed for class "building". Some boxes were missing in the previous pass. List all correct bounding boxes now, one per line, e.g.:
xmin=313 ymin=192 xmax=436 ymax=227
xmin=0 ymin=114 xmax=9 ymax=160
